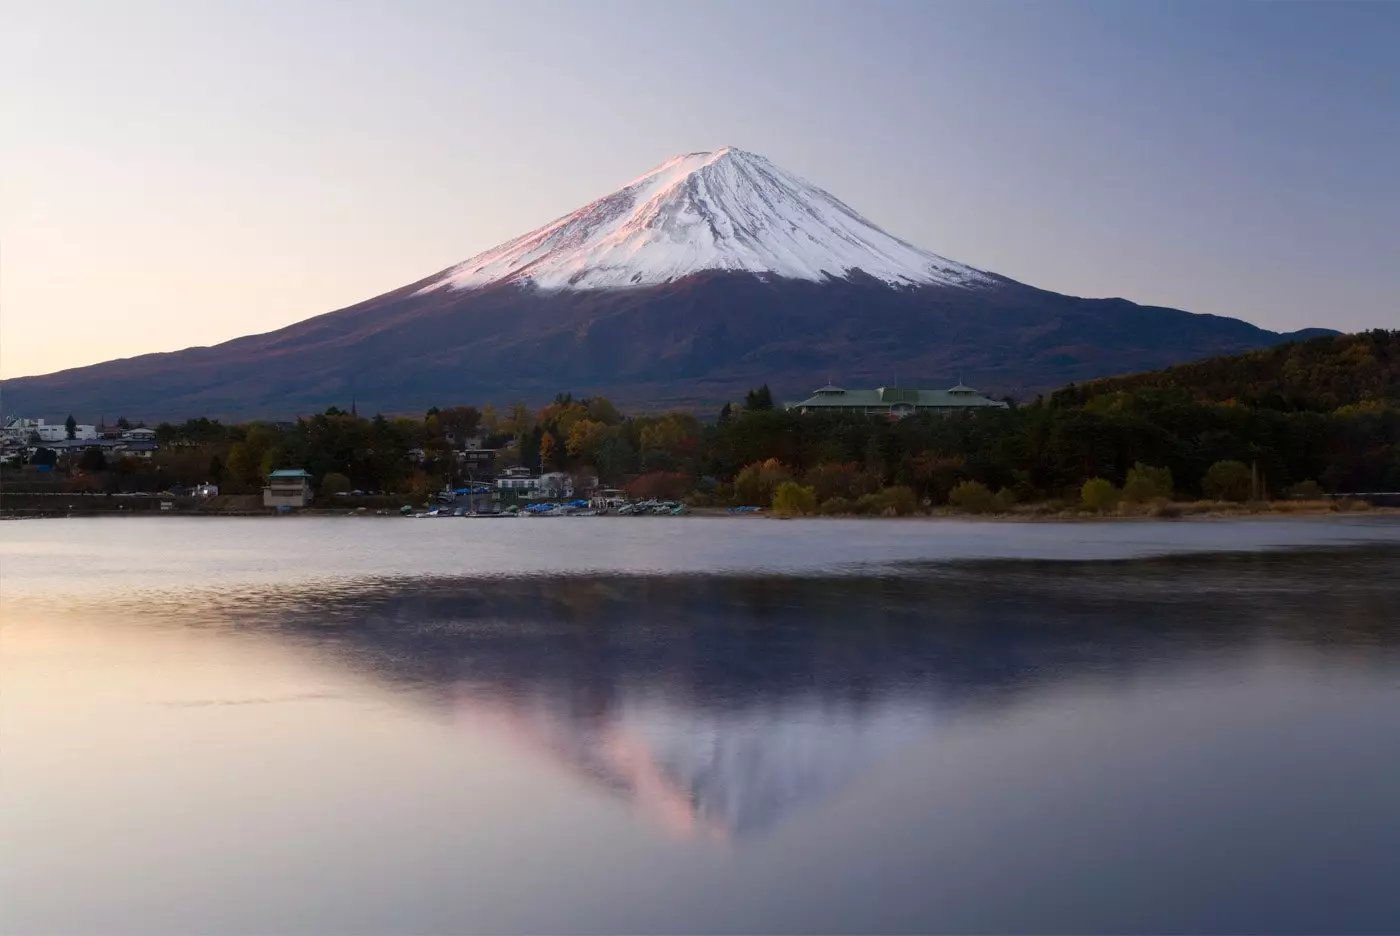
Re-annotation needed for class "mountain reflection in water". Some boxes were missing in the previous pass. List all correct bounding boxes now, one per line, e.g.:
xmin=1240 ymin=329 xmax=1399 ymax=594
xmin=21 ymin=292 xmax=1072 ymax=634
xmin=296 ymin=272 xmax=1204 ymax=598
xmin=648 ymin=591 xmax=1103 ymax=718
xmin=148 ymin=546 xmax=1400 ymax=839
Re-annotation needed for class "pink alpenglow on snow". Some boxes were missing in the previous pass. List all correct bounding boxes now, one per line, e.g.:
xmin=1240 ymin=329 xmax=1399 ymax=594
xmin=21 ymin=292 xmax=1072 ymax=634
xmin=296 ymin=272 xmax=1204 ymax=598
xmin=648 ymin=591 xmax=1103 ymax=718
xmin=417 ymin=147 xmax=994 ymax=294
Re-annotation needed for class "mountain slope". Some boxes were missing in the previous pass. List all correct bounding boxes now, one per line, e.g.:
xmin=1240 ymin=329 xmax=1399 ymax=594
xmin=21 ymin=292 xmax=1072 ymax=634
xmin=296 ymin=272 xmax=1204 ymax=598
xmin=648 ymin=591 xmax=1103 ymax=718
xmin=1052 ymin=329 xmax=1398 ymax=410
xmin=0 ymin=148 xmax=1332 ymax=421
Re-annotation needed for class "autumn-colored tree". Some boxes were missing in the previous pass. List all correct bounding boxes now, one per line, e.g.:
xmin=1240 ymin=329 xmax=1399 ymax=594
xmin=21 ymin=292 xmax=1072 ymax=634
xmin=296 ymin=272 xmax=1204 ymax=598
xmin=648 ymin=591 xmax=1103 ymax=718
xmin=539 ymin=432 xmax=559 ymax=470
xmin=734 ymin=459 xmax=791 ymax=506
xmin=480 ymin=403 xmax=500 ymax=436
xmin=625 ymin=472 xmax=692 ymax=501
xmin=566 ymin=419 xmax=608 ymax=460
xmin=802 ymin=462 xmax=862 ymax=503
xmin=910 ymin=452 xmax=968 ymax=503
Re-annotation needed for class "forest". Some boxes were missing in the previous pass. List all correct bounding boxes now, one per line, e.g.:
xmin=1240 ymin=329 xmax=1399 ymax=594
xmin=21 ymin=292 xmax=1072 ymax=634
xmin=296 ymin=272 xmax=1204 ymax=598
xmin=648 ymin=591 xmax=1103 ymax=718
xmin=13 ymin=330 xmax=1399 ymax=511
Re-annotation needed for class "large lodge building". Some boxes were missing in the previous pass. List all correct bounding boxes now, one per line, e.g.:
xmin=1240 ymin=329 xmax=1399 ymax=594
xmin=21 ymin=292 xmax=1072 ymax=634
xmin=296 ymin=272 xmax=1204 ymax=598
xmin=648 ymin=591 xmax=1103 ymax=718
xmin=787 ymin=383 xmax=1008 ymax=417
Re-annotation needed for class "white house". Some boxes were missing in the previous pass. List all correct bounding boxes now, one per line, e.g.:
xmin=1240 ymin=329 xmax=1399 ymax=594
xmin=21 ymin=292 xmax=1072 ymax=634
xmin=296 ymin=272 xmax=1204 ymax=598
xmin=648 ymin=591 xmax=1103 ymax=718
xmin=263 ymin=469 xmax=314 ymax=509
xmin=495 ymin=466 xmax=540 ymax=495
xmin=36 ymin=423 xmax=97 ymax=442
xmin=539 ymin=472 xmax=574 ymax=498
xmin=3 ymin=418 xmax=97 ymax=443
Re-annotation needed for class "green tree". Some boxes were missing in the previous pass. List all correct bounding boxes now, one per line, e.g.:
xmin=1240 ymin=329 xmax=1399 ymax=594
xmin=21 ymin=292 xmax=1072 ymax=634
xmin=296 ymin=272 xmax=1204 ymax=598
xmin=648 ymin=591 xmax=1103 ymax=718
xmin=320 ymin=472 xmax=352 ymax=495
xmin=1122 ymin=462 xmax=1173 ymax=503
xmin=226 ymin=443 xmax=259 ymax=488
xmin=586 ymin=397 xmax=623 ymax=426
xmin=507 ymin=402 xmax=534 ymax=439
xmin=1202 ymin=460 xmax=1252 ymax=502
xmin=1081 ymin=477 xmax=1120 ymax=512
xmin=65 ymin=414 xmax=77 ymax=440
xmin=743 ymin=384 xmax=775 ymax=411
xmin=258 ymin=445 xmax=287 ymax=479
xmin=1289 ymin=478 xmax=1325 ymax=500
xmin=772 ymin=481 xmax=817 ymax=516
xmin=439 ymin=406 xmax=482 ymax=444
xmin=480 ymin=403 xmax=500 ymax=436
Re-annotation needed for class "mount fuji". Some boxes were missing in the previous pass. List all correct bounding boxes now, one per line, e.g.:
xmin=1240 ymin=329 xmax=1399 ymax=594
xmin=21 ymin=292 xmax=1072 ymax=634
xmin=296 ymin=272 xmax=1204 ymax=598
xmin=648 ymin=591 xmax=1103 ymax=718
xmin=2 ymin=147 xmax=1328 ymax=420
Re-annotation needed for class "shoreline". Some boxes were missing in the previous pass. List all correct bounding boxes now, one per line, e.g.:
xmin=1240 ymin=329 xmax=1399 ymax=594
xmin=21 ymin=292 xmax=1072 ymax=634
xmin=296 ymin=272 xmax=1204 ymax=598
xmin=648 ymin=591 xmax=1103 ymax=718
xmin=4 ymin=504 xmax=1397 ymax=522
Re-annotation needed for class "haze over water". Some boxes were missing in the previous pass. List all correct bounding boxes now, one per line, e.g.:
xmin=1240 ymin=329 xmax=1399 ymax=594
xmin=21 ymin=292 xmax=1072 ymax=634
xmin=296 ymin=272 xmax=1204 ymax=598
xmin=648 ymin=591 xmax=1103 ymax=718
xmin=4 ymin=517 xmax=1400 ymax=934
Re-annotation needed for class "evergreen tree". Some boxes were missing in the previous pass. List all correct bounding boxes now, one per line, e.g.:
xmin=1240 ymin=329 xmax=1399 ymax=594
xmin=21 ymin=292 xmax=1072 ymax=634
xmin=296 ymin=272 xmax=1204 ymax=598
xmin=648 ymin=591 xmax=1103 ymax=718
xmin=743 ymin=384 xmax=775 ymax=412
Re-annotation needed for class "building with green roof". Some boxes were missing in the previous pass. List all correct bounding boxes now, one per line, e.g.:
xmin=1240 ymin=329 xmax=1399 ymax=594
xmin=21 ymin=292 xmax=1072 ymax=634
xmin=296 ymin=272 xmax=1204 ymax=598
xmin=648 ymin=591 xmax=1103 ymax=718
xmin=263 ymin=468 xmax=314 ymax=509
xmin=787 ymin=383 xmax=1008 ymax=417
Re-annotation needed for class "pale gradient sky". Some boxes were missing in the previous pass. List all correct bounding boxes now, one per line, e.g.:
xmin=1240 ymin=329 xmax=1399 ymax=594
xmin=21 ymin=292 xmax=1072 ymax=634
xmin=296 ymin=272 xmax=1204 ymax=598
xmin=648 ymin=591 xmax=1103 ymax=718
xmin=2 ymin=0 xmax=1396 ymax=379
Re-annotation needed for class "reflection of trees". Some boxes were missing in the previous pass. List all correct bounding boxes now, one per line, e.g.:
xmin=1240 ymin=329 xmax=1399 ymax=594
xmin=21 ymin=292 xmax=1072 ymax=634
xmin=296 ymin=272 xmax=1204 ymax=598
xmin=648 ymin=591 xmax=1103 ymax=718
xmin=229 ymin=548 xmax=1400 ymax=712
xmin=174 ymin=547 xmax=1400 ymax=835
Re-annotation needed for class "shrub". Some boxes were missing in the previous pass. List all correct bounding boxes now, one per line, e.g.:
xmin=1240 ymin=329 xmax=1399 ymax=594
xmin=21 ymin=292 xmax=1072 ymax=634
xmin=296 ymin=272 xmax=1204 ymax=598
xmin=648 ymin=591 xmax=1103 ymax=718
xmin=1122 ymin=462 xmax=1173 ymax=503
xmin=991 ymin=487 xmax=1018 ymax=513
xmin=1202 ymin=460 xmax=1252 ymax=502
xmin=948 ymin=480 xmax=995 ymax=514
xmin=854 ymin=493 xmax=884 ymax=515
xmin=1081 ymin=477 xmax=1120 ymax=513
xmin=877 ymin=485 xmax=919 ymax=517
xmin=1149 ymin=498 xmax=1182 ymax=519
xmin=772 ymin=481 xmax=817 ymax=516
xmin=818 ymin=496 xmax=854 ymax=516
xmin=77 ymin=447 xmax=108 ymax=473
xmin=1289 ymin=479 xmax=1325 ymax=500
xmin=320 ymin=472 xmax=352 ymax=495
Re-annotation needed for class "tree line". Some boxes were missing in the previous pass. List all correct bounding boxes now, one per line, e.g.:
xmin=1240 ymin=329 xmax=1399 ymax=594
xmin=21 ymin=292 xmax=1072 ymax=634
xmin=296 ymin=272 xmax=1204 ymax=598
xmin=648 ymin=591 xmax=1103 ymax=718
xmin=15 ymin=333 xmax=1398 ymax=508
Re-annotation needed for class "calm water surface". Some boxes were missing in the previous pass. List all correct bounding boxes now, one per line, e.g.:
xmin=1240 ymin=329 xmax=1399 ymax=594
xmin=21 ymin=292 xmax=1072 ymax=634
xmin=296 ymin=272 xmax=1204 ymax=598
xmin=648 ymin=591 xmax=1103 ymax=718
xmin=3 ymin=517 xmax=1400 ymax=934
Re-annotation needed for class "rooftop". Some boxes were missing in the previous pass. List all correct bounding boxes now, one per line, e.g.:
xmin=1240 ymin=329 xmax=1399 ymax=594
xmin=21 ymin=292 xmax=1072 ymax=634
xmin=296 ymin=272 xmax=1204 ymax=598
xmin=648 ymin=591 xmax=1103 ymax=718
xmin=790 ymin=383 xmax=1007 ymax=411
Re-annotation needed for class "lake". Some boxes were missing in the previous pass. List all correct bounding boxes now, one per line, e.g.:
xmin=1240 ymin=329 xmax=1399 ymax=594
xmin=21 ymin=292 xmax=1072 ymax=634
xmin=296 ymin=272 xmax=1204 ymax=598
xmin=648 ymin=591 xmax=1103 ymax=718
xmin=3 ymin=516 xmax=1400 ymax=934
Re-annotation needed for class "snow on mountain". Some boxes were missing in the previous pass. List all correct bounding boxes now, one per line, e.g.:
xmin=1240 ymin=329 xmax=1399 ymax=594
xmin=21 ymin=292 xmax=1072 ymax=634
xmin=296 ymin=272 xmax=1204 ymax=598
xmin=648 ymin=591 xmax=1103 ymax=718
xmin=418 ymin=147 xmax=993 ymax=294
xmin=456 ymin=687 xmax=935 ymax=838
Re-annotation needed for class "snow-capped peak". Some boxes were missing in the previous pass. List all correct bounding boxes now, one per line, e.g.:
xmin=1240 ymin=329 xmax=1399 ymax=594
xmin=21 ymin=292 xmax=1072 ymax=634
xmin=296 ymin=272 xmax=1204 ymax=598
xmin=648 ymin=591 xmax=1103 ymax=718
xmin=418 ymin=147 xmax=992 ymax=294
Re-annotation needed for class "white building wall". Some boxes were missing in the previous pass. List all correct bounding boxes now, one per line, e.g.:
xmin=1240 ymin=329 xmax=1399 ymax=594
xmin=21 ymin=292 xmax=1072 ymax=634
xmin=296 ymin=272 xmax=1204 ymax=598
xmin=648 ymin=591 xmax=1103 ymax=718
xmin=36 ymin=424 xmax=97 ymax=442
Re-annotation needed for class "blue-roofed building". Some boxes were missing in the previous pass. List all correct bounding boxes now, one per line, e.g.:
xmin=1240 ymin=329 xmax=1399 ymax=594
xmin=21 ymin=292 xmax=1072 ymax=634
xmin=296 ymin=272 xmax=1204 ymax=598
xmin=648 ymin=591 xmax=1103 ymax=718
xmin=263 ymin=468 xmax=314 ymax=509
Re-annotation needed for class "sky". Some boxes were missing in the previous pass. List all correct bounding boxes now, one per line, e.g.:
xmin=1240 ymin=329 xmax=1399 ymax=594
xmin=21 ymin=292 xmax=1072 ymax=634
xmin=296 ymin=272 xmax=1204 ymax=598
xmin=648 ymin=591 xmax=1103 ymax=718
xmin=2 ymin=0 xmax=1396 ymax=379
